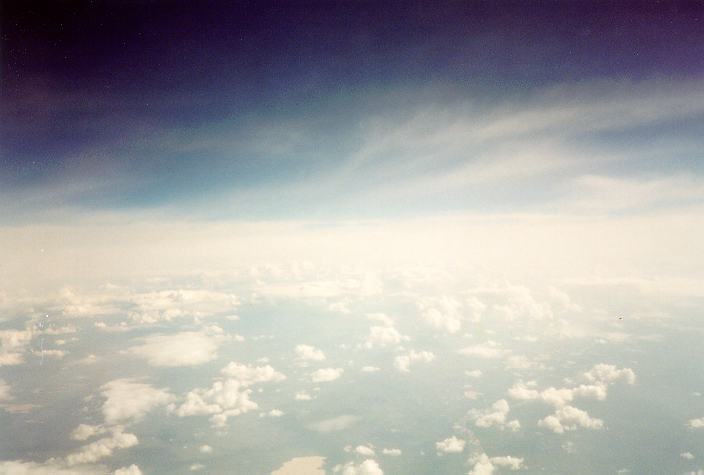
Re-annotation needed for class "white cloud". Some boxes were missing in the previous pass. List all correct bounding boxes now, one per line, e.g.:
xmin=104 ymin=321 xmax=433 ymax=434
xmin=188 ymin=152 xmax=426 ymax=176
xmin=189 ymin=464 xmax=205 ymax=472
xmin=171 ymin=362 xmax=285 ymax=427
xmin=468 ymin=453 xmax=525 ymax=475
xmin=689 ymin=418 xmax=704 ymax=429
xmin=199 ymin=445 xmax=213 ymax=454
xmin=354 ymin=445 xmax=376 ymax=456
xmin=361 ymin=366 xmax=380 ymax=373
xmin=436 ymin=436 xmax=465 ymax=455
xmin=310 ymin=368 xmax=344 ymax=383
xmin=101 ymin=379 xmax=173 ymax=425
xmin=295 ymin=391 xmax=313 ymax=401
xmin=128 ymin=328 xmax=233 ymax=367
xmin=418 ymin=296 xmax=463 ymax=334
xmin=65 ymin=428 xmax=138 ymax=465
xmin=538 ymin=405 xmax=603 ymax=434
xmin=333 ymin=459 xmax=383 ymax=475
xmin=0 ymin=460 xmax=103 ymax=474
xmin=466 ymin=370 xmax=483 ymax=378
xmin=470 ymin=399 xmax=520 ymax=431
xmin=681 ymin=452 xmax=695 ymax=460
xmin=0 ymin=329 xmax=32 ymax=366
xmin=584 ymin=364 xmax=636 ymax=385
xmin=381 ymin=448 xmax=401 ymax=456
xmin=393 ymin=350 xmax=435 ymax=373
xmin=71 ymin=424 xmax=107 ymax=441
xmin=113 ymin=465 xmax=142 ymax=475
xmin=295 ymin=344 xmax=326 ymax=362
xmin=364 ymin=326 xmax=406 ymax=349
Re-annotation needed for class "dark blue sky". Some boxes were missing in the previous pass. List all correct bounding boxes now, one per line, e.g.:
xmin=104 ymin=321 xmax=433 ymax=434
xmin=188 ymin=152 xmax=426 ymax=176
xmin=1 ymin=1 xmax=703 ymax=218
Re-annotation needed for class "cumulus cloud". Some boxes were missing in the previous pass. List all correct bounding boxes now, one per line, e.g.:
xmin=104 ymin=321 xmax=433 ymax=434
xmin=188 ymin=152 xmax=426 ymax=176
xmin=310 ymin=367 xmax=344 ymax=382
xmin=128 ymin=327 xmax=234 ymax=367
xmin=689 ymin=417 xmax=704 ymax=429
xmin=65 ymin=428 xmax=138 ymax=466
xmin=538 ymin=405 xmax=603 ymax=433
xmin=199 ymin=445 xmax=213 ymax=454
xmin=295 ymin=344 xmax=326 ymax=362
xmin=0 ymin=329 xmax=33 ymax=366
xmin=681 ymin=452 xmax=695 ymax=460
xmin=333 ymin=459 xmax=383 ymax=475
xmin=435 ymin=436 xmax=466 ymax=455
xmin=0 ymin=460 xmax=103 ymax=474
xmin=418 ymin=296 xmax=464 ymax=334
xmin=171 ymin=362 xmax=285 ymax=427
xmin=113 ymin=465 xmax=142 ymax=475
xmin=393 ymin=350 xmax=435 ymax=372
xmin=364 ymin=325 xmax=406 ymax=349
xmin=381 ymin=448 xmax=401 ymax=456
xmin=71 ymin=424 xmax=107 ymax=441
xmin=470 ymin=399 xmax=520 ymax=431
xmin=458 ymin=341 xmax=507 ymax=359
xmin=361 ymin=366 xmax=380 ymax=373
xmin=101 ymin=379 xmax=173 ymax=425
xmin=468 ymin=453 xmax=524 ymax=475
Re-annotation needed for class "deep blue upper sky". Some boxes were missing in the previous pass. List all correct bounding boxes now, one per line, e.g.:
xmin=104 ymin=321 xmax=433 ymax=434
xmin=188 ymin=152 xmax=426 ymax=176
xmin=1 ymin=1 xmax=703 ymax=218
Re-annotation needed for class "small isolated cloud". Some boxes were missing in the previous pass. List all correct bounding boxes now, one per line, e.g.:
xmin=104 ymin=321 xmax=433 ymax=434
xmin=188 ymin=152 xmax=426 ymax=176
xmin=128 ymin=328 xmax=234 ymax=367
xmin=310 ymin=367 xmax=344 ymax=382
xmin=393 ymin=350 xmax=435 ymax=373
xmin=295 ymin=344 xmax=326 ymax=362
xmin=364 ymin=326 xmax=406 ymax=349
xmin=101 ymin=379 xmax=173 ymax=425
xmin=333 ymin=459 xmax=383 ymax=475
xmin=681 ymin=452 xmax=695 ymax=460
xmin=354 ymin=445 xmax=376 ymax=456
xmin=470 ymin=399 xmax=520 ymax=432
xmin=689 ymin=417 xmax=704 ymax=428
xmin=199 ymin=445 xmax=213 ymax=454
xmin=295 ymin=391 xmax=314 ymax=401
xmin=114 ymin=465 xmax=142 ymax=475
xmin=436 ymin=436 xmax=465 ymax=455
xmin=468 ymin=453 xmax=524 ymax=475
xmin=0 ymin=329 xmax=33 ymax=366
xmin=361 ymin=366 xmax=380 ymax=373
xmin=308 ymin=415 xmax=359 ymax=433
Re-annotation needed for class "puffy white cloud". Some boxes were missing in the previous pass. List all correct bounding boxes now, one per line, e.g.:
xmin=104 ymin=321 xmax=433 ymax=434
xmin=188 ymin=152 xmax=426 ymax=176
xmin=436 ymin=436 xmax=465 ymax=455
xmin=584 ymin=364 xmax=636 ymax=385
xmin=65 ymin=428 xmax=138 ymax=465
xmin=189 ymin=464 xmax=205 ymax=472
xmin=468 ymin=453 xmax=525 ymax=474
xmin=393 ymin=350 xmax=435 ymax=373
xmin=221 ymin=362 xmax=286 ymax=386
xmin=113 ymin=465 xmax=142 ymax=475
xmin=418 ymin=296 xmax=463 ymax=334
xmin=71 ymin=424 xmax=107 ymax=441
xmin=333 ymin=459 xmax=383 ymax=475
xmin=295 ymin=391 xmax=314 ymax=401
xmin=470 ymin=399 xmax=520 ymax=431
xmin=689 ymin=417 xmax=704 ymax=428
xmin=381 ymin=448 xmax=401 ymax=456
xmin=128 ymin=327 xmax=234 ymax=367
xmin=465 ymin=370 xmax=483 ymax=378
xmin=538 ymin=405 xmax=603 ymax=433
xmin=0 ymin=329 xmax=32 ymax=366
xmin=295 ymin=344 xmax=326 ymax=362
xmin=364 ymin=326 xmax=406 ymax=349
xmin=101 ymin=379 xmax=173 ymax=425
xmin=171 ymin=362 xmax=285 ymax=427
xmin=354 ymin=445 xmax=376 ymax=456
xmin=361 ymin=366 xmax=380 ymax=373
xmin=681 ymin=452 xmax=695 ymax=460
xmin=199 ymin=445 xmax=213 ymax=454
xmin=311 ymin=367 xmax=344 ymax=382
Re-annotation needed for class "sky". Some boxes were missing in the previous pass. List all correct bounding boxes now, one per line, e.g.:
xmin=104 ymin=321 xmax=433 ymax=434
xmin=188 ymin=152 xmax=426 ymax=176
xmin=1 ymin=2 xmax=704 ymax=475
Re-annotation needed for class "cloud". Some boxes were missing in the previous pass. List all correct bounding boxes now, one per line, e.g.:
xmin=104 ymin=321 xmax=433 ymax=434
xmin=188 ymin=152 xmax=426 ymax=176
xmin=681 ymin=452 xmax=695 ymax=460
xmin=468 ymin=453 xmax=524 ymax=475
xmin=0 ymin=329 xmax=33 ymax=366
xmin=171 ymin=361 xmax=285 ymax=427
xmin=538 ymin=405 xmax=603 ymax=434
xmin=101 ymin=379 xmax=173 ymax=425
xmin=308 ymin=415 xmax=359 ymax=433
xmin=381 ymin=448 xmax=401 ymax=456
xmin=114 ymin=466 xmax=142 ymax=475
xmin=64 ymin=428 xmax=138 ymax=466
xmin=435 ymin=436 xmax=465 ymax=455
xmin=361 ymin=366 xmax=380 ymax=373
xmin=333 ymin=459 xmax=383 ymax=475
xmin=71 ymin=424 xmax=107 ymax=441
xmin=458 ymin=342 xmax=507 ymax=359
xmin=199 ymin=445 xmax=213 ymax=454
xmin=394 ymin=350 xmax=435 ymax=373
xmin=689 ymin=418 xmax=704 ymax=429
xmin=363 ymin=315 xmax=407 ymax=349
xmin=470 ymin=399 xmax=520 ymax=431
xmin=310 ymin=368 xmax=343 ymax=383
xmin=295 ymin=344 xmax=326 ymax=362
xmin=128 ymin=327 xmax=234 ymax=367
xmin=0 ymin=460 xmax=104 ymax=474
xmin=418 ymin=296 xmax=464 ymax=334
